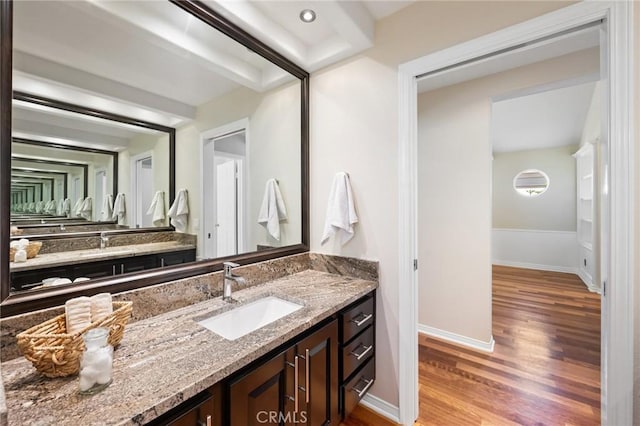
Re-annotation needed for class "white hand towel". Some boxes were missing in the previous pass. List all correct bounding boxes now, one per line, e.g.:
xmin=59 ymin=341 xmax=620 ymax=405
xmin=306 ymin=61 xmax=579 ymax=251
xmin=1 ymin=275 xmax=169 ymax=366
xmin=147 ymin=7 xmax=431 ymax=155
xmin=90 ymin=293 xmax=113 ymax=322
xmin=79 ymin=197 xmax=93 ymax=220
xmin=258 ymin=179 xmax=288 ymax=241
xmin=168 ymin=189 xmax=189 ymax=232
xmin=100 ymin=194 xmax=114 ymax=222
xmin=73 ymin=198 xmax=84 ymax=217
xmin=62 ymin=198 xmax=71 ymax=216
xmin=321 ymin=172 xmax=358 ymax=245
xmin=146 ymin=191 xmax=165 ymax=227
xmin=65 ymin=296 xmax=92 ymax=335
xmin=112 ymin=193 xmax=126 ymax=222
xmin=35 ymin=201 xmax=44 ymax=214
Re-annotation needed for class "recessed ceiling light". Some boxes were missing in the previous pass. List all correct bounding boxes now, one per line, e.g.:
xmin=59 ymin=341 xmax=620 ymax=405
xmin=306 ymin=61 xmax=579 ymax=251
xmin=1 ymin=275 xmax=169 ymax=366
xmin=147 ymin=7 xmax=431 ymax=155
xmin=299 ymin=9 xmax=316 ymax=23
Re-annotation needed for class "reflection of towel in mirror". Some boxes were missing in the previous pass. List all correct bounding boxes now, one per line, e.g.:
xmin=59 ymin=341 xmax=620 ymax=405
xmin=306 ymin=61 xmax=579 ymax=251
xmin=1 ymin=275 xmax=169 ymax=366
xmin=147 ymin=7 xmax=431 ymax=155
xmin=321 ymin=172 xmax=358 ymax=245
xmin=62 ymin=198 xmax=71 ymax=216
xmin=100 ymin=194 xmax=113 ymax=222
xmin=258 ymin=179 xmax=287 ymax=241
xmin=35 ymin=201 xmax=45 ymax=214
xmin=146 ymin=191 xmax=165 ymax=227
xmin=168 ymin=189 xmax=189 ymax=232
xmin=73 ymin=198 xmax=84 ymax=217
xmin=79 ymin=197 xmax=93 ymax=220
xmin=45 ymin=200 xmax=57 ymax=214
xmin=112 ymin=193 xmax=126 ymax=222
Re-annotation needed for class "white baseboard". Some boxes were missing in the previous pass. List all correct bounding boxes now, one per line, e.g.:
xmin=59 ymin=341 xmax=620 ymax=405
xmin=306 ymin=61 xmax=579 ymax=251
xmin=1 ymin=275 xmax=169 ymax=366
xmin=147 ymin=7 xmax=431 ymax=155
xmin=360 ymin=393 xmax=400 ymax=424
xmin=418 ymin=324 xmax=495 ymax=353
xmin=493 ymin=259 xmax=578 ymax=275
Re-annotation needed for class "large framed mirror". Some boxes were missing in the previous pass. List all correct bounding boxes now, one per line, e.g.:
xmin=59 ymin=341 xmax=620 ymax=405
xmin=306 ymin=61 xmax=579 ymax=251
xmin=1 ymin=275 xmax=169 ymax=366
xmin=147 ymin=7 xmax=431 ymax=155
xmin=0 ymin=0 xmax=309 ymax=315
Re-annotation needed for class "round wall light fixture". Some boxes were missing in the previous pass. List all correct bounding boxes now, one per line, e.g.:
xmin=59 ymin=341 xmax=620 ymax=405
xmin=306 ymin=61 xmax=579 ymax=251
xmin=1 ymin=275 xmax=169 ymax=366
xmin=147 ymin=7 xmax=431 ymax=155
xmin=299 ymin=9 xmax=316 ymax=23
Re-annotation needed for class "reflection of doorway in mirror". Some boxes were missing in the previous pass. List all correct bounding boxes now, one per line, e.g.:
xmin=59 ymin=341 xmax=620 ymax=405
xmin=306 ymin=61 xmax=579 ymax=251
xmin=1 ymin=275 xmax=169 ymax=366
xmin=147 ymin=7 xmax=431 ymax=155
xmin=95 ymin=170 xmax=107 ymax=221
xmin=131 ymin=153 xmax=154 ymax=228
xmin=71 ymin=177 xmax=81 ymax=217
xmin=203 ymin=129 xmax=247 ymax=259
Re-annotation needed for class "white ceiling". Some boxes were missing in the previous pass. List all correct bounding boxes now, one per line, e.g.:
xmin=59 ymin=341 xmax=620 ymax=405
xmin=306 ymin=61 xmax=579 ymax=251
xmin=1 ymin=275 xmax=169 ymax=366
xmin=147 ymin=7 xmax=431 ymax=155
xmin=491 ymin=81 xmax=597 ymax=153
xmin=12 ymin=0 xmax=414 ymax=150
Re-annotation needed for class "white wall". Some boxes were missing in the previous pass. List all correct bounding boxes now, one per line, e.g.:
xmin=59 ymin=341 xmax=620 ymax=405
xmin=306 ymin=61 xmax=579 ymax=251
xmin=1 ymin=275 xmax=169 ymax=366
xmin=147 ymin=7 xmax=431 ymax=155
xmin=119 ymin=133 xmax=170 ymax=227
xmin=174 ymin=80 xmax=301 ymax=257
xmin=492 ymin=229 xmax=578 ymax=273
xmin=493 ymin=145 xmax=578 ymax=231
xmin=309 ymin=0 xmax=577 ymax=409
xmin=416 ymin=50 xmax=597 ymax=352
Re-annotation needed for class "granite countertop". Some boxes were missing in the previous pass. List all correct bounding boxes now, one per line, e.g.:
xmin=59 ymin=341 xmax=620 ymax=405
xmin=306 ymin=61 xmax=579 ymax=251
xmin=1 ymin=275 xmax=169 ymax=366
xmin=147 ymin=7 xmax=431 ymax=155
xmin=9 ymin=241 xmax=196 ymax=273
xmin=1 ymin=270 xmax=377 ymax=425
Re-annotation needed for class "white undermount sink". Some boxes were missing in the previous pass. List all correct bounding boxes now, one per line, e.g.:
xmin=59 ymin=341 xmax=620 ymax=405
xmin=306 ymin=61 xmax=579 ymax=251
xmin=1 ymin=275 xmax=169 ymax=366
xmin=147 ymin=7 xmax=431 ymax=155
xmin=198 ymin=296 xmax=303 ymax=340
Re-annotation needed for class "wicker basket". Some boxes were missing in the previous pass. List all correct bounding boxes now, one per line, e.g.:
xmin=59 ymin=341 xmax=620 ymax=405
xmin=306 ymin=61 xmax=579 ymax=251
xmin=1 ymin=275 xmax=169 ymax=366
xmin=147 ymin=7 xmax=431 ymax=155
xmin=16 ymin=301 xmax=133 ymax=378
xmin=9 ymin=241 xmax=43 ymax=262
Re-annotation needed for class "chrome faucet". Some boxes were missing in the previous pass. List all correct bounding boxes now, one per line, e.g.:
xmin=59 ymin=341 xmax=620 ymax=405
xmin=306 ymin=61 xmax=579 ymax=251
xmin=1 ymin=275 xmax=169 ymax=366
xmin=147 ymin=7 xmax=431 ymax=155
xmin=223 ymin=262 xmax=246 ymax=301
xmin=100 ymin=232 xmax=109 ymax=249
xmin=60 ymin=224 xmax=66 ymax=231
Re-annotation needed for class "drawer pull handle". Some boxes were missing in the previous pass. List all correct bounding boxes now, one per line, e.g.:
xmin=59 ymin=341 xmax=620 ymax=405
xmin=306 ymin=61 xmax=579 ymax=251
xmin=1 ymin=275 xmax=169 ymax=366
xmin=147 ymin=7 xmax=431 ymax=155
xmin=350 ymin=313 xmax=373 ymax=327
xmin=294 ymin=355 xmax=300 ymax=412
xmin=351 ymin=377 xmax=374 ymax=398
xmin=305 ymin=348 xmax=310 ymax=404
xmin=349 ymin=344 xmax=373 ymax=361
xmin=197 ymin=415 xmax=212 ymax=426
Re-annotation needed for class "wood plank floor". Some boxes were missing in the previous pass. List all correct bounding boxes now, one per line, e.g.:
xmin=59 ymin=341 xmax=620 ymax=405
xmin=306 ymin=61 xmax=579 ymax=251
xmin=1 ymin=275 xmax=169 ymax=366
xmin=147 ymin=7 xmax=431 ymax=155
xmin=342 ymin=265 xmax=601 ymax=426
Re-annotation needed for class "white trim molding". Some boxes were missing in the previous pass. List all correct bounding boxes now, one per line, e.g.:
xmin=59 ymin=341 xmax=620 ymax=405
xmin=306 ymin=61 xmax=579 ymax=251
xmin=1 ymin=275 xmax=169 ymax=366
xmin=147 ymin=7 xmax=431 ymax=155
xmin=398 ymin=2 xmax=634 ymax=425
xmin=418 ymin=324 xmax=495 ymax=353
xmin=493 ymin=260 xmax=577 ymax=275
xmin=360 ymin=394 xmax=401 ymax=424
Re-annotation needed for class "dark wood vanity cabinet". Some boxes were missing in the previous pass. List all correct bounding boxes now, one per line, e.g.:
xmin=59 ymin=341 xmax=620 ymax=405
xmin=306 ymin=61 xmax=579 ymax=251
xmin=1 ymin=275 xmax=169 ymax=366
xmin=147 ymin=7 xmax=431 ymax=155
xmin=228 ymin=319 xmax=339 ymax=426
xmin=10 ymin=249 xmax=196 ymax=290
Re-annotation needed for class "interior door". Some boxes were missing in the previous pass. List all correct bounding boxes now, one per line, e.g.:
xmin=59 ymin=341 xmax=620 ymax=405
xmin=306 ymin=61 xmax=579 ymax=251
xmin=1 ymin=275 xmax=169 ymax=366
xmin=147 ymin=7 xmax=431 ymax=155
xmin=95 ymin=170 xmax=106 ymax=221
xmin=135 ymin=156 xmax=154 ymax=228
xmin=215 ymin=158 xmax=238 ymax=257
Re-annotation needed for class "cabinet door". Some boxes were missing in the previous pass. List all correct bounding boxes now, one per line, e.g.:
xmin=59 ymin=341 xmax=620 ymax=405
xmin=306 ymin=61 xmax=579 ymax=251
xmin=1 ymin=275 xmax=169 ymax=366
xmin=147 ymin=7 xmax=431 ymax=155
xmin=294 ymin=320 xmax=339 ymax=426
xmin=122 ymin=255 xmax=157 ymax=274
xmin=158 ymin=250 xmax=196 ymax=267
xmin=166 ymin=393 xmax=217 ymax=426
xmin=72 ymin=260 xmax=116 ymax=280
xmin=229 ymin=348 xmax=295 ymax=425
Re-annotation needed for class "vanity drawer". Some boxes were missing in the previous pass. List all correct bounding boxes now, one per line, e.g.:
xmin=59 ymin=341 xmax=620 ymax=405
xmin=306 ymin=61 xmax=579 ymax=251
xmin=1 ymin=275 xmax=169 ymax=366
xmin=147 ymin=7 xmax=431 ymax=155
xmin=341 ymin=357 xmax=375 ymax=419
xmin=341 ymin=294 xmax=374 ymax=344
xmin=341 ymin=325 xmax=374 ymax=381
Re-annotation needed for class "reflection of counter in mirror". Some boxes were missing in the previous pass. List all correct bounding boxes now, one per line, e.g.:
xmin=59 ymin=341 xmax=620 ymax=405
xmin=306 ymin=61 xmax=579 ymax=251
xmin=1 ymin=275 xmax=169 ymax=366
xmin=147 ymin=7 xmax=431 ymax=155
xmin=1 ymin=0 xmax=309 ymax=316
xmin=9 ymin=230 xmax=196 ymax=291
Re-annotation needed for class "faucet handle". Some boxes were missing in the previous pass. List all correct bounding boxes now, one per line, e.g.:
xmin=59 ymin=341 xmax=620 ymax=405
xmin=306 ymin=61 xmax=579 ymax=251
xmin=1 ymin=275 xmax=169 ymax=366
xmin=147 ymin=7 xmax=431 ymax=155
xmin=223 ymin=262 xmax=240 ymax=275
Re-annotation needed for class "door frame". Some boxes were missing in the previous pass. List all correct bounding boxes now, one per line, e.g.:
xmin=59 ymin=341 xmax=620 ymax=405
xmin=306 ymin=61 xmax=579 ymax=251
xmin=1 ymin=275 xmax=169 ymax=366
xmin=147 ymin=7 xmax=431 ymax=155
xmin=397 ymin=2 xmax=633 ymax=425
xmin=200 ymin=118 xmax=250 ymax=260
xmin=130 ymin=150 xmax=154 ymax=228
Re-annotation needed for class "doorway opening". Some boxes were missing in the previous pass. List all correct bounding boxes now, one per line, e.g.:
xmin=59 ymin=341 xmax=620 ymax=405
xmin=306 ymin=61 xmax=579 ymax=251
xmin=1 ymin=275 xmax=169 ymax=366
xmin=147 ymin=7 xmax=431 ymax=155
xmin=95 ymin=169 xmax=107 ymax=222
xmin=201 ymin=120 xmax=249 ymax=260
xmin=131 ymin=152 xmax=154 ymax=228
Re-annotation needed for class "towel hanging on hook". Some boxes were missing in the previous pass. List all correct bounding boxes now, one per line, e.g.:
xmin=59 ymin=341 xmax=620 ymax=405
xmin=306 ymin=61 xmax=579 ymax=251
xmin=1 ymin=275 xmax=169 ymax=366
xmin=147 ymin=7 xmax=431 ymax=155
xmin=321 ymin=172 xmax=358 ymax=245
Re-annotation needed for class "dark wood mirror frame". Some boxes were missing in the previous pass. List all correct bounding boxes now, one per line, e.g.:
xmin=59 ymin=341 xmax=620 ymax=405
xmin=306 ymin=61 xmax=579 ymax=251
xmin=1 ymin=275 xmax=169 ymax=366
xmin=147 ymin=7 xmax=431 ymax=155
xmin=0 ymin=0 xmax=310 ymax=317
